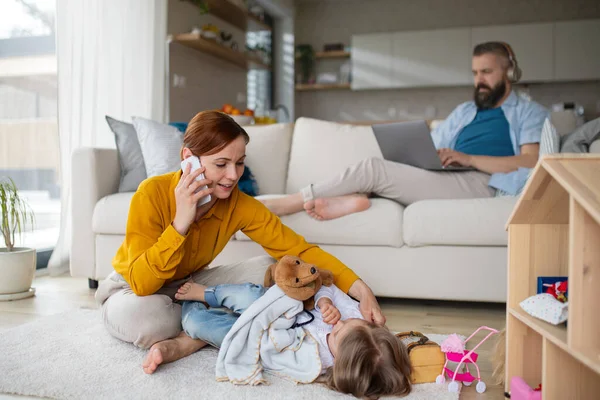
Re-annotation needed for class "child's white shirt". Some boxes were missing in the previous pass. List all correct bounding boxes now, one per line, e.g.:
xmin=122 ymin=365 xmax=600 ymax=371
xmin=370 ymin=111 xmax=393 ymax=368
xmin=299 ymin=284 xmax=364 ymax=373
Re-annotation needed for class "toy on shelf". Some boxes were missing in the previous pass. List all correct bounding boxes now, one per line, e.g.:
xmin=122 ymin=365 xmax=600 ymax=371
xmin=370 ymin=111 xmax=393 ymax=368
xmin=537 ymin=276 xmax=568 ymax=303
xmin=436 ymin=326 xmax=499 ymax=394
xmin=543 ymin=280 xmax=568 ymax=303
xmin=506 ymin=377 xmax=542 ymax=400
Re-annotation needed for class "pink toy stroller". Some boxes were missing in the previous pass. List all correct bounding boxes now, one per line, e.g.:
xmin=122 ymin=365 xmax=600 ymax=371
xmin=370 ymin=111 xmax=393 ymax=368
xmin=435 ymin=326 xmax=499 ymax=393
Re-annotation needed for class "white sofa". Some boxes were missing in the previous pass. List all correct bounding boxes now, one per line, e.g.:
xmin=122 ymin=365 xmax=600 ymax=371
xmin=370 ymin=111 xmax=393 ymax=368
xmin=71 ymin=115 xmax=589 ymax=302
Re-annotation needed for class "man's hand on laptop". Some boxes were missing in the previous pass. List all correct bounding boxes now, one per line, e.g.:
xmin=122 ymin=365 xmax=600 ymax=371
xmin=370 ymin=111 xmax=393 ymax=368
xmin=437 ymin=149 xmax=473 ymax=168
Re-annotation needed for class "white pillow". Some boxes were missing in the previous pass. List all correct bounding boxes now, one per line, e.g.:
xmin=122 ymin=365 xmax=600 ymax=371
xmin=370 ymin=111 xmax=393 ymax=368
xmin=286 ymin=117 xmax=382 ymax=194
xmin=520 ymin=293 xmax=568 ymax=325
xmin=133 ymin=117 xmax=183 ymax=177
xmin=539 ymin=117 xmax=560 ymax=157
xmin=243 ymin=123 xmax=294 ymax=195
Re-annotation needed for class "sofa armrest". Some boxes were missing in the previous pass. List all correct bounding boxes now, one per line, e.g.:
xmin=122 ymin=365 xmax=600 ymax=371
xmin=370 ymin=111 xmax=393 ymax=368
xmin=590 ymin=138 xmax=600 ymax=154
xmin=70 ymin=147 xmax=120 ymax=279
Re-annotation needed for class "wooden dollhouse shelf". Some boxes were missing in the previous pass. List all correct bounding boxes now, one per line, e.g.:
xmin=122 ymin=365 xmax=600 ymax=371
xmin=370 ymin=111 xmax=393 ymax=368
xmin=505 ymin=154 xmax=600 ymax=399
xmin=173 ymin=33 xmax=270 ymax=70
xmin=295 ymin=83 xmax=351 ymax=91
xmin=509 ymin=308 xmax=567 ymax=348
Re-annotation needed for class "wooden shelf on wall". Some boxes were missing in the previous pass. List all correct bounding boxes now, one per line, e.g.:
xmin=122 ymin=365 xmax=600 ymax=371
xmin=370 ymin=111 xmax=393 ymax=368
xmin=173 ymin=33 xmax=270 ymax=70
xmin=315 ymin=51 xmax=350 ymax=59
xmin=200 ymin=0 xmax=271 ymax=32
xmin=295 ymin=83 xmax=351 ymax=91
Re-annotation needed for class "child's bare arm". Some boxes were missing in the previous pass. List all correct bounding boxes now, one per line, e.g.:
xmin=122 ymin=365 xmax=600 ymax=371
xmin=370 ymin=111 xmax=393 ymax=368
xmin=317 ymin=296 xmax=333 ymax=308
xmin=318 ymin=297 xmax=341 ymax=325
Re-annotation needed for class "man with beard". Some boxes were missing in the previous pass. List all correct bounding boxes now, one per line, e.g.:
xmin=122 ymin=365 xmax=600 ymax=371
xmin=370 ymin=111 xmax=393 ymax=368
xmin=261 ymin=42 xmax=549 ymax=221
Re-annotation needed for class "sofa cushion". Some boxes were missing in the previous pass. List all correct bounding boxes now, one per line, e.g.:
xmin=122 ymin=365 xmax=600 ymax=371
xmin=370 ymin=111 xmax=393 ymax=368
xmin=105 ymin=116 xmax=147 ymax=193
xmin=93 ymin=192 xmax=135 ymax=234
xmin=590 ymin=138 xmax=600 ymax=154
xmin=403 ymin=197 xmax=518 ymax=247
xmin=235 ymin=196 xmax=404 ymax=247
xmin=133 ymin=117 xmax=183 ymax=178
xmin=244 ymin=123 xmax=294 ymax=195
xmin=286 ymin=118 xmax=383 ymax=194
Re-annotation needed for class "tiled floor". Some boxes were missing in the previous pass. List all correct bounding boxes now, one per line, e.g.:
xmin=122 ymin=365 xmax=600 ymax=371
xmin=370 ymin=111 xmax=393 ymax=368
xmin=0 ymin=274 xmax=506 ymax=399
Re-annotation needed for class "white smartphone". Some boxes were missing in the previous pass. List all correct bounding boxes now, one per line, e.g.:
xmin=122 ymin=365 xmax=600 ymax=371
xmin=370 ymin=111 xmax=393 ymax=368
xmin=180 ymin=155 xmax=212 ymax=207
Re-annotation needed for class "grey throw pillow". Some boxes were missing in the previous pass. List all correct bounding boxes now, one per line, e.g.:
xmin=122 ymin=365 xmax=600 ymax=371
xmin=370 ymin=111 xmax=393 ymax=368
xmin=132 ymin=116 xmax=184 ymax=177
xmin=106 ymin=116 xmax=147 ymax=192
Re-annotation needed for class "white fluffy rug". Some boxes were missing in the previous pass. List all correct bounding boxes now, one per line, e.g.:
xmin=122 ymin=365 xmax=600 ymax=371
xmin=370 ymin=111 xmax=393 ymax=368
xmin=0 ymin=309 xmax=459 ymax=400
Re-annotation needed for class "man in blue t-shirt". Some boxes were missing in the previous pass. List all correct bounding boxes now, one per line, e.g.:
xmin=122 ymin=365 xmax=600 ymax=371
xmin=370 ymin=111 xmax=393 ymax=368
xmin=263 ymin=42 xmax=549 ymax=220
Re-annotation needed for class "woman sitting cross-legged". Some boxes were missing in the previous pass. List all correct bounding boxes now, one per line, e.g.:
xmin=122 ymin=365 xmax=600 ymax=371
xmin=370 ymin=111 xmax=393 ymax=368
xmin=94 ymin=110 xmax=384 ymax=375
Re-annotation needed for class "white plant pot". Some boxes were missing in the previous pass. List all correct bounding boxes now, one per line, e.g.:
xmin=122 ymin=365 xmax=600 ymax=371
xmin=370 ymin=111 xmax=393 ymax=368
xmin=0 ymin=247 xmax=36 ymax=297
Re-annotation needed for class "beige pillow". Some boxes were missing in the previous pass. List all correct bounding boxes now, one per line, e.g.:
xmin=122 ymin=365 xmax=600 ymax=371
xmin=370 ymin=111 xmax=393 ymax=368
xmin=243 ymin=123 xmax=294 ymax=195
xmin=285 ymin=118 xmax=383 ymax=194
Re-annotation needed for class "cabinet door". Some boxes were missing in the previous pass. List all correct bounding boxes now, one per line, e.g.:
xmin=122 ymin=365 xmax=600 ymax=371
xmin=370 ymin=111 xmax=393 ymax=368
xmin=554 ymin=19 xmax=600 ymax=81
xmin=471 ymin=23 xmax=554 ymax=83
xmin=391 ymin=28 xmax=471 ymax=87
xmin=351 ymin=33 xmax=393 ymax=90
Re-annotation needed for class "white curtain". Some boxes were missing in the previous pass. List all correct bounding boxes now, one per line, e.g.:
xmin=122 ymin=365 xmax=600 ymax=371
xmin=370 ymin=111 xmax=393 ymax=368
xmin=48 ymin=0 xmax=167 ymax=274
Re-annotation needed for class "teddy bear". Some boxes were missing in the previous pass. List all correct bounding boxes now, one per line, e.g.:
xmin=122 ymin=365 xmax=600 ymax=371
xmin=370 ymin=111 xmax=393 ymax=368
xmin=263 ymin=255 xmax=334 ymax=311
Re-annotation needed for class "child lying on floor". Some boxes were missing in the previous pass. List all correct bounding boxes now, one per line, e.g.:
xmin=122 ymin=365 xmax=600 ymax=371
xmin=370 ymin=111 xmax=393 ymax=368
xmin=175 ymin=281 xmax=413 ymax=399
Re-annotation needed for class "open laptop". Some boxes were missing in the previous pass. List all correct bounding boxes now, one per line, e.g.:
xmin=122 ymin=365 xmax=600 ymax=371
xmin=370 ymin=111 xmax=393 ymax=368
xmin=371 ymin=120 xmax=475 ymax=171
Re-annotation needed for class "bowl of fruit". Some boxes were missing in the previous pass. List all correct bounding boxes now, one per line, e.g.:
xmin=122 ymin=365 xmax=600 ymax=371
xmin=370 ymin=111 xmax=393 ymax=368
xmin=221 ymin=104 xmax=254 ymax=125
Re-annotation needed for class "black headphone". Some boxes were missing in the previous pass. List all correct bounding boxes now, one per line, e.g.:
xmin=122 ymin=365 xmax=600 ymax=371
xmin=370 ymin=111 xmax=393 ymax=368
xmin=499 ymin=42 xmax=522 ymax=83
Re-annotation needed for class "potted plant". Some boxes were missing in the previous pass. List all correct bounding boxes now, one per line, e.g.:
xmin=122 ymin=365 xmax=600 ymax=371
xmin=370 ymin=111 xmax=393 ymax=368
xmin=0 ymin=177 xmax=36 ymax=301
xmin=295 ymin=44 xmax=315 ymax=84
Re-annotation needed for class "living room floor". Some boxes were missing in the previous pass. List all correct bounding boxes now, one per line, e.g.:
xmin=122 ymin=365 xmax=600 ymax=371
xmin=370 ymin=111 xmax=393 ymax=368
xmin=0 ymin=274 xmax=506 ymax=400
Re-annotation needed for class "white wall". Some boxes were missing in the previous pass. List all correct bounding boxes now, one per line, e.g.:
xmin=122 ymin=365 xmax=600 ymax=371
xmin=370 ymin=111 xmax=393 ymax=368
xmin=295 ymin=0 xmax=600 ymax=122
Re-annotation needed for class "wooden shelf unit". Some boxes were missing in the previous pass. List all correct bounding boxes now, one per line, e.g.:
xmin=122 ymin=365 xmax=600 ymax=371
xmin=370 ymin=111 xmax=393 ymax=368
xmin=295 ymin=83 xmax=351 ymax=91
xmin=173 ymin=33 xmax=270 ymax=70
xmin=505 ymin=154 xmax=600 ymax=399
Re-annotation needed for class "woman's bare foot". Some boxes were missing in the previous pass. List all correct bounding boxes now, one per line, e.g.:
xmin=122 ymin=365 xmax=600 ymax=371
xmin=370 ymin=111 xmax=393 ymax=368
xmin=175 ymin=282 xmax=207 ymax=302
xmin=304 ymin=194 xmax=370 ymax=220
xmin=260 ymin=193 xmax=304 ymax=216
xmin=142 ymin=332 xmax=207 ymax=374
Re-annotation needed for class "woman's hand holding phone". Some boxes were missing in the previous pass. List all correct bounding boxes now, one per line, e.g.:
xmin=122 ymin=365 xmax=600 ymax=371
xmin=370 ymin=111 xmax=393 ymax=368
xmin=173 ymin=162 xmax=213 ymax=235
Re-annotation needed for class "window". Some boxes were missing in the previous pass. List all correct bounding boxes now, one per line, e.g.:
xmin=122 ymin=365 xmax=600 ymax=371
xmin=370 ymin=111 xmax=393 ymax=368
xmin=0 ymin=0 xmax=59 ymax=268
xmin=246 ymin=29 xmax=273 ymax=115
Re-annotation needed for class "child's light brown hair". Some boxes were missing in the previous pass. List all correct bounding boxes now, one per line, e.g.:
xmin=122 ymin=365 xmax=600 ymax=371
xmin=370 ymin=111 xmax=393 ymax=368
xmin=322 ymin=323 xmax=412 ymax=399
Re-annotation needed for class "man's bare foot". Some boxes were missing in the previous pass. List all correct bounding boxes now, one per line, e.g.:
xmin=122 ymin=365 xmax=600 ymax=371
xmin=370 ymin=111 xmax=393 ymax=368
xmin=304 ymin=194 xmax=370 ymax=221
xmin=175 ymin=282 xmax=207 ymax=302
xmin=260 ymin=193 xmax=304 ymax=216
xmin=142 ymin=332 xmax=207 ymax=374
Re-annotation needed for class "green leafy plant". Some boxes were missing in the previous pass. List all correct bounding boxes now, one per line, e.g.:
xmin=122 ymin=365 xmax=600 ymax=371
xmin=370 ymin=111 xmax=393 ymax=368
xmin=295 ymin=44 xmax=315 ymax=84
xmin=0 ymin=178 xmax=35 ymax=252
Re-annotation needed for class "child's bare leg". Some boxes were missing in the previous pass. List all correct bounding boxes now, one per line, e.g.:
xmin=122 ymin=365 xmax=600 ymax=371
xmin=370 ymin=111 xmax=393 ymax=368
xmin=175 ymin=282 xmax=207 ymax=302
xmin=142 ymin=331 xmax=207 ymax=374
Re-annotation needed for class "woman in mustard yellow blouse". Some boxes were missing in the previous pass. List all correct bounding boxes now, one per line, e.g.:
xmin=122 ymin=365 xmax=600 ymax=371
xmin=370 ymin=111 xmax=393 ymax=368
xmin=95 ymin=111 xmax=385 ymax=374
